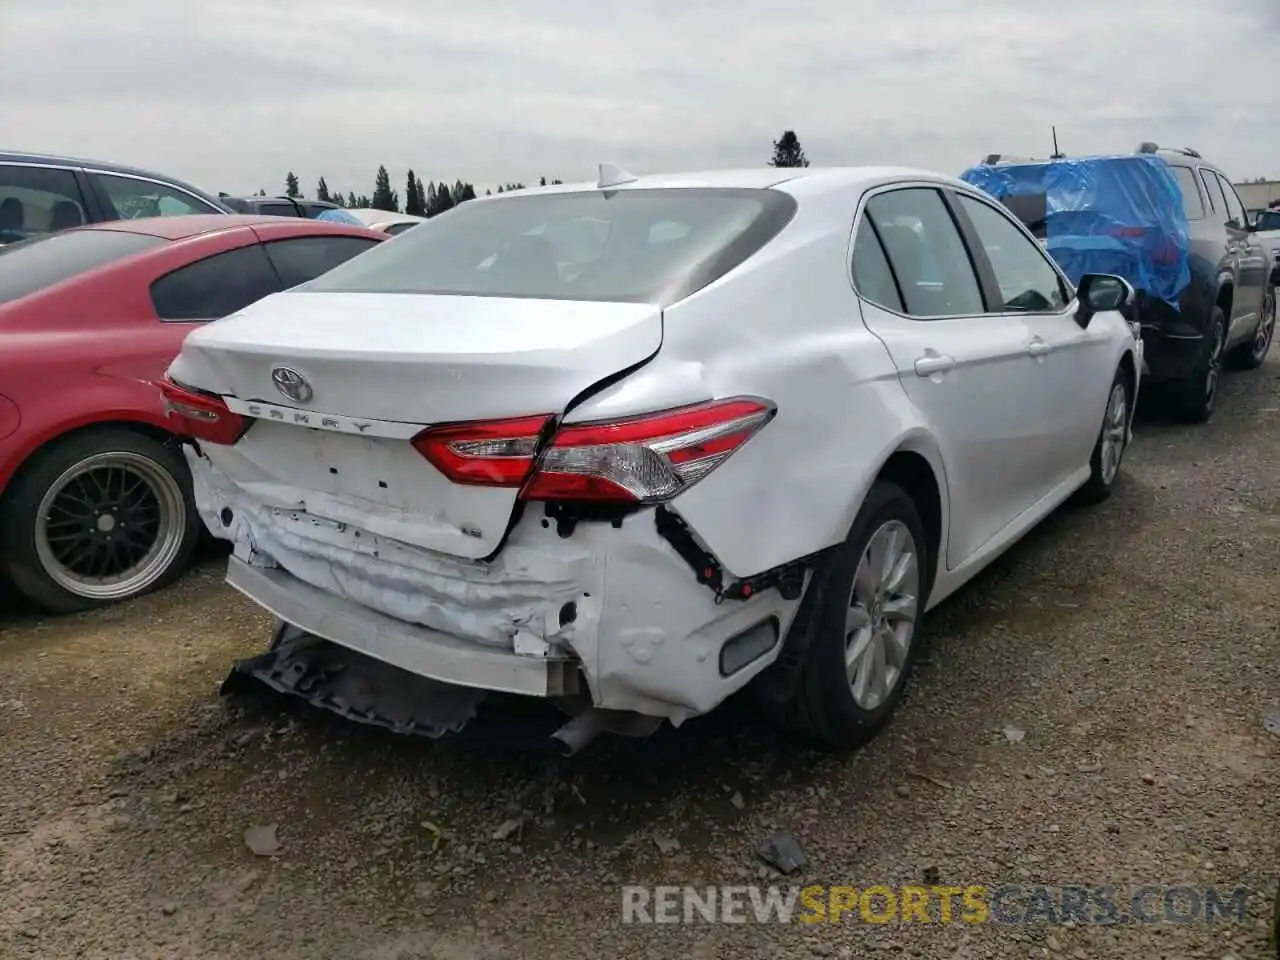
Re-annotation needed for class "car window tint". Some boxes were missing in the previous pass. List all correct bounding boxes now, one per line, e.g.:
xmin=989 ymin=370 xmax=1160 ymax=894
xmin=263 ymin=236 xmax=381 ymax=288
xmin=1214 ymin=174 xmax=1247 ymax=227
xmin=1169 ymin=166 xmax=1204 ymax=220
xmin=1257 ymin=210 xmax=1280 ymax=231
xmin=864 ymin=188 xmax=984 ymax=318
xmin=0 ymin=230 xmax=165 ymax=303
xmin=258 ymin=203 xmax=299 ymax=217
xmin=851 ymin=216 xmax=904 ymax=312
xmin=299 ymin=188 xmax=798 ymax=306
xmin=1200 ymin=169 xmax=1227 ymax=218
xmin=0 ymin=164 xmax=90 ymax=243
xmin=93 ymin=173 xmax=219 ymax=220
xmin=958 ymin=194 xmax=1067 ymax=313
xmin=150 ymin=243 xmax=281 ymax=321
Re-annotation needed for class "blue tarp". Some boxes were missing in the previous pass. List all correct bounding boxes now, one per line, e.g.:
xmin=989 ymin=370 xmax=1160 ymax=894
xmin=959 ymin=154 xmax=1192 ymax=308
xmin=316 ymin=208 xmax=364 ymax=225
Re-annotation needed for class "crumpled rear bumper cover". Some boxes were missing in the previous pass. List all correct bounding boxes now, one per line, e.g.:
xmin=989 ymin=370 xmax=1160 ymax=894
xmin=187 ymin=448 xmax=803 ymax=725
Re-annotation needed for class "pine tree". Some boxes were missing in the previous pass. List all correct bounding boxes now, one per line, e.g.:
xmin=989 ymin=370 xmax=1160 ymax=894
xmin=255 ymin=188 xmax=267 ymax=197
xmin=355 ymin=194 xmax=371 ymax=208
xmin=285 ymin=171 xmax=301 ymax=197
xmin=347 ymin=191 xmax=359 ymax=208
xmin=434 ymin=183 xmax=455 ymax=215
xmin=415 ymin=177 xmax=427 ymax=215
xmin=371 ymin=165 xmax=399 ymax=212
xmin=316 ymin=177 xmax=331 ymax=203
xmin=424 ymin=181 xmax=438 ymax=216
xmin=768 ymin=131 xmax=809 ymax=168
xmin=539 ymin=176 xmax=547 ymax=187
xmin=458 ymin=183 xmax=476 ymax=203
xmin=405 ymin=170 xmax=424 ymax=216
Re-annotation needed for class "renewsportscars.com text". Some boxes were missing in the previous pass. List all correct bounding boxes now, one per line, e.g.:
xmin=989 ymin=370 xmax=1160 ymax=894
xmin=621 ymin=884 xmax=1252 ymax=925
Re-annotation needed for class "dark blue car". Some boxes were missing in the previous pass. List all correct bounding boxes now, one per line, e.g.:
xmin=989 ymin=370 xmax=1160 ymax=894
xmin=0 ymin=150 xmax=232 ymax=245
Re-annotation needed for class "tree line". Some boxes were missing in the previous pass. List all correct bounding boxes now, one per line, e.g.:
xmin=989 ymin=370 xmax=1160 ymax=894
xmin=271 ymin=167 xmax=565 ymax=217
xmin=261 ymin=132 xmax=810 ymax=215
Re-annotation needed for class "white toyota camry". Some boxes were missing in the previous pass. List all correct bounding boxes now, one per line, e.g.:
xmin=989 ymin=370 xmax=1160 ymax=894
xmin=161 ymin=164 xmax=1143 ymax=753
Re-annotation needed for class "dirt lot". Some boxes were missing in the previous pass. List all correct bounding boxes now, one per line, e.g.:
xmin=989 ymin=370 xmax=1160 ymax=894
xmin=2 ymin=362 xmax=1278 ymax=960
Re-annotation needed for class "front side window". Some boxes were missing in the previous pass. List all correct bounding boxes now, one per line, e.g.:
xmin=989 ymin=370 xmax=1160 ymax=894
xmin=299 ymin=188 xmax=797 ymax=305
xmin=957 ymin=194 xmax=1068 ymax=312
xmin=93 ymin=173 xmax=220 ymax=220
xmin=150 ymin=243 xmax=281 ymax=321
xmin=262 ymin=236 xmax=381 ymax=289
xmin=0 ymin=229 xmax=165 ymax=303
xmin=0 ymin=164 xmax=90 ymax=243
xmin=1169 ymin=166 xmax=1205 ymax=220
xmin=1213 ymin=173 xmax=1247 ymax=228
xmin=863 ymin=188 xmax=984 ymax=318
xmin=1200 ymin=169 xmax=1228 ymax=218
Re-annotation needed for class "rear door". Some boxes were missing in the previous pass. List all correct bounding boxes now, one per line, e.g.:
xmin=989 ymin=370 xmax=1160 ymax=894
xmin=1212 ymin=172 xmax=1267 ymax=345
xmin=852 ymin=185 xmax=1047 ymax=568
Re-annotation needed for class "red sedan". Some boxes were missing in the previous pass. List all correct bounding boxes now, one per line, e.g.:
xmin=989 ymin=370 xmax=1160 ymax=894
xmin=0 ymin=215 xmax=386 ymax=613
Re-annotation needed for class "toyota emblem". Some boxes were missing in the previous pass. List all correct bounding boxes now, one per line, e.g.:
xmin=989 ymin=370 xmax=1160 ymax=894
xmin=270 ymin=366 xmax=313 ymax=404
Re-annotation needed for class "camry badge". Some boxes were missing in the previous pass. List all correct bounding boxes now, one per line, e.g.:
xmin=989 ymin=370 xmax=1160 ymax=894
xmin=270 ymin=366 xmax=313 ymax=404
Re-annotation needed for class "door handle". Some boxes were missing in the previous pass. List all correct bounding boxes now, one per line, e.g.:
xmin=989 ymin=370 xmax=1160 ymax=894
xmin=1027 ymin=339 xmax=1052 ymax=358
xmin=914 ymin=352 xmax=955 ymax=377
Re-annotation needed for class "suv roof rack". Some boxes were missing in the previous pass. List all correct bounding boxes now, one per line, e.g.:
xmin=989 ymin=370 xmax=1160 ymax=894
xmin=981 ymin=154 xmax=1044 ymax=165
xmin=1137 ymin=142 xmax=1202 ymax=159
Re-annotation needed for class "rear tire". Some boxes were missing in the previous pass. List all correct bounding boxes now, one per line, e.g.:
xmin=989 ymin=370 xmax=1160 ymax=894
xmin=1225 ymin=285 xmax=1275 ymax=371
xmin=0 ymin=428 xmax=200 ymax=614
xmin=1169 ymin=306 xmax=1226 ymax=424
xmin=762 ymin=481 xmax=931 ymax=750
xmin=1073 ymin=367 xmax=1132 ymax=506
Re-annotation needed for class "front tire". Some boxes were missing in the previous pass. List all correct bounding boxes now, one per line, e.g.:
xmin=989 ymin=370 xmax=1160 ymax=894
xmin=1169 ymin=306 xmax=1226 ymax=423
xmin=763 ymin=481 xmax=930 ymax=750
xmin=1073 ymin=367 xmax=1132 ymax=506
xmin=0 ymin=428 xmax=200 ymax=614
xmin=1225 ymin=285 xmax=1275 ymax=371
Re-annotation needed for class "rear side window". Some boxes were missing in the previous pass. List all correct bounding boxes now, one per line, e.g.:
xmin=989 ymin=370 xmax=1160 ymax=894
xmin=864 ymin=188 xmax=985 ymax=318
xmin=1257 ymin=210 xmax=1280 ymax=231
xmin=258 ymin=203 xmax=299 ymax=217
xmin=0 ymin=230 xmax=165 ymax=303
xmin=851 ymin=217 xmax=904 ymax=312
xmin=1168 ymin=166 xmax=1204 ymax=220
xmin=0 ymin=164 xmax=91 ymax=242
xmin=1213 ymin=173 xmax=1247 ymax=228
xmin=263 ymin=236 xmax=381 ymax=288
xmin=383 ymin=221 xmax=419 ymax=236
xmin=150 ymin=243 xmax=281 ymax=321
xmin=299 ymin=188 xmax=798 ymax=305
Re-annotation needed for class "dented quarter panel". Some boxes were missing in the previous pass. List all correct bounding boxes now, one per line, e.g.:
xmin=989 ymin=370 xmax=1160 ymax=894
xmin=563 ymin=177 xmax=943 ymax=581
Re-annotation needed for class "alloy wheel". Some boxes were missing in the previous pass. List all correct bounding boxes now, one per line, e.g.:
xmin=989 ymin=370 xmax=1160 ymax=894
xmin=1253 ymin=288 xmax=1276 ymax=362
xmin=845 ymin=520 xmax=920 ymax=711
xmin=1099 ymin=381 xmax=1128 ymax=484
xmin=1205 ymin=319 xmax=1225 ymax=406
xmin=33 ymin=451 xmax=188 ymax=601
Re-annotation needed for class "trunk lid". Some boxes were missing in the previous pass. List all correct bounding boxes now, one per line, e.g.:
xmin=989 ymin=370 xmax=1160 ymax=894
xmin=171 ymin=290 xmax=662 ymax=559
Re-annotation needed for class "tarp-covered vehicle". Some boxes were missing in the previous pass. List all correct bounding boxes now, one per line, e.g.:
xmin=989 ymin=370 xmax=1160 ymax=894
xmin=962 ymin=148 xmax=1275 ymax=422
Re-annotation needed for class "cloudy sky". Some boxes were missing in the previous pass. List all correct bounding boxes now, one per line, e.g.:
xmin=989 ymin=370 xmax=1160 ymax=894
xmin=4 ymin=0 xmax=1278 ymax=199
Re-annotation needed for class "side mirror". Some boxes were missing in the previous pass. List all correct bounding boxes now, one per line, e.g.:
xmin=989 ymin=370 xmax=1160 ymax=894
xmin=1074 ymin=273 xmax=1135 ymax=329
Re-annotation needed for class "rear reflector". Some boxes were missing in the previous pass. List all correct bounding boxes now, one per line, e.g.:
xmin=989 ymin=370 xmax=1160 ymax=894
xmin=159 ymin=377 xmax=249 ymax=446
xmin=412 ymin=398 xmax=775 ymax=503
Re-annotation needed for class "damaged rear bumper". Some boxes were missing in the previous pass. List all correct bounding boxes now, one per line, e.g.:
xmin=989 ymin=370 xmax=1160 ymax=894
xmin=225 ymin=556 xmax=580 ymax=698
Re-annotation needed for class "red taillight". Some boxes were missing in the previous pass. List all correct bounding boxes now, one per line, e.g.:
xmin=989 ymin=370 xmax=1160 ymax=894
xmin=412 ymin=398 xmax=775 ymax=503
xmin=412 ymin=414 xmax=554 ymax=486
xmin=159 ymin=377 xmax=249 ymax=446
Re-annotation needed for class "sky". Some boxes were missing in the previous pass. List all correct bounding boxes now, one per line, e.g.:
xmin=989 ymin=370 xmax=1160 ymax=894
xmin=3 ymin=0 xmax=1279 ymax=200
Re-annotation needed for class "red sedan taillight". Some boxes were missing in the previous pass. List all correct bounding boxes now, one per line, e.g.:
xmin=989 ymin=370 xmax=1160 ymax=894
xmin=412 ymin=397 xmax=775 ymax=503
xmin=159 ymin=377 xmax=249 ymax=446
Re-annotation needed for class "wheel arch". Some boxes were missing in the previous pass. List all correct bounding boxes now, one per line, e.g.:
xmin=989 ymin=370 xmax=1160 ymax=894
xmin=0 ymin=415 xmax=178 ymax=504
xmin=837 ymin=431 xmax=949 ymax=600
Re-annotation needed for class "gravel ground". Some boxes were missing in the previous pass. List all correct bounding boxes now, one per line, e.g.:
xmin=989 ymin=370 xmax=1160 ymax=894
xmin=2 ymin=361 xmax=1278 ymax=960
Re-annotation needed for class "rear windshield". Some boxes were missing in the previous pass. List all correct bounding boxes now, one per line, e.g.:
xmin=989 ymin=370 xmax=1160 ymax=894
xmin=298 ymin=187 xmax=798 ymax=304
xmin=0 ymin=229 xmax=165 ymax=303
